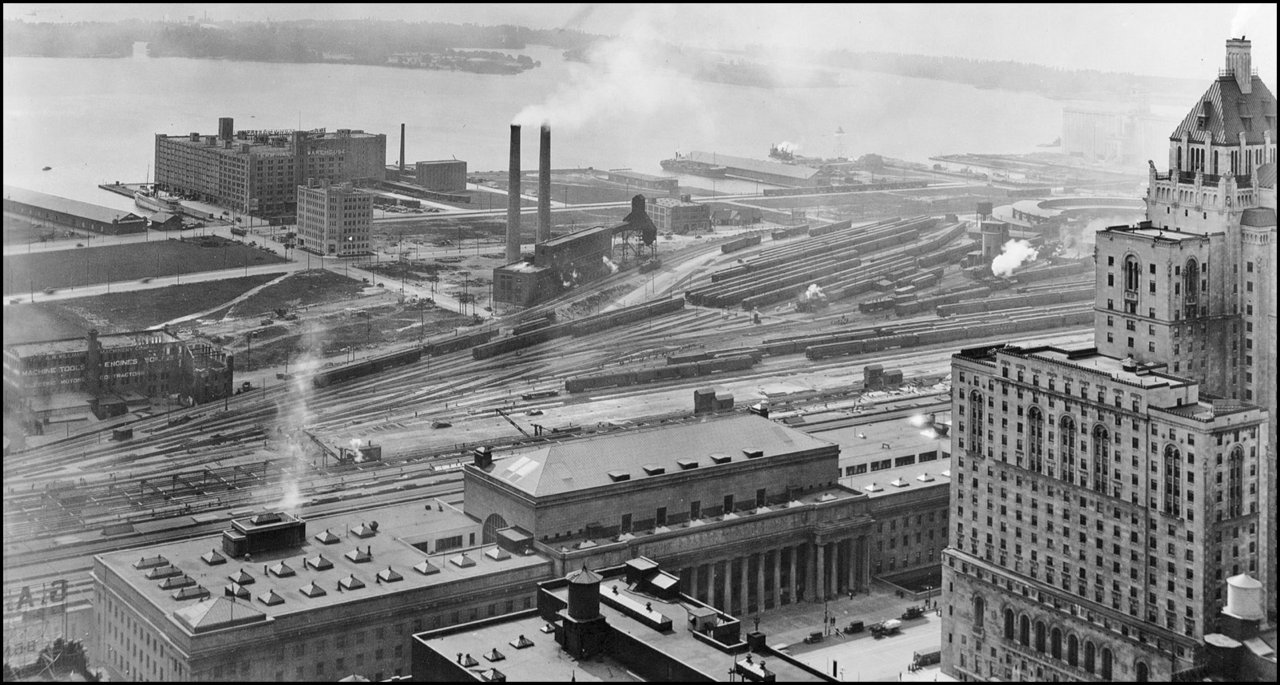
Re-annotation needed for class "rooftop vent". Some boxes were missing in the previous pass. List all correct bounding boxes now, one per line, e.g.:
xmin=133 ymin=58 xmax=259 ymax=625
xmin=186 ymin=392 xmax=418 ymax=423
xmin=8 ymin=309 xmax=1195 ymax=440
xmin=889 ymin=477 xmax=909 ymax=488
xmin=224 ymin=583 xmax=250 ymax=599
xmin=315 ymin=529 xmax=340 ymax=545
xmin=449 ymin=553 xmax=476 ymax=569
xmin=480 ymin=668 xmax=506 ymax=683
xmin=346 ymin=547 xmax=372 ymax=564
xmin=413 ymin=560 xmax=440 ymax=576
xmin=484 ymin=648 xmax=506 ymax=662
xmin=461 ymin=654 xmax=479 ymax=667
xmin=351 ymin=522 xmax=377 ymax=538
xmin=484 ymin=547 xmax=511 ymax=561
xmin=305 ymin=554 xmax=333 ymax=571
xmin=172 ymin=586 xmax=209 ymax=601
xmin=146 ymin=565 xmax=183 ymax=580
xmin=742 ymin=447 xmax=764 ymax=459
xmin=134 ymin=555 xmax=169 ymax=570
xmin=676 ymin=458 xmax=699 ymax=470
xmin=269 ymin=561 xmax=296 ymax=578
xmin=607 ymin=471 xmax=631 ymax=482
xmin=642 ymin=464 xmax=666 ymax=476
xmin=200 ymin=549 xmax=227 ymax=566
xmin=940 ymin=469 xmax=952 ymax=478
xmin=710 ymin=453 xmax=732 ymax=464
xmin=257 ymin=589 xmax=285 ymax=606
xmin=863 ymin=482 xmax=883 ymax=493
xmin=917 ymin=472 xmax=935 ymax=482
xmin=339 ymin=574 xmax=365 ymax=590
xmin=300 ymin=582 xmax=327 ymax=598
xmin=228 ymin=568 xmax=254 ymax=585
xmin=160 ymin=575 xmax=196 ymax=590
xmin=510 ymin=635 xmax=534 ymax=649
xmin=377 ymin=566 xmax=403 ymax=583
xmin=251 ymin=512 xmax=282 ymax=526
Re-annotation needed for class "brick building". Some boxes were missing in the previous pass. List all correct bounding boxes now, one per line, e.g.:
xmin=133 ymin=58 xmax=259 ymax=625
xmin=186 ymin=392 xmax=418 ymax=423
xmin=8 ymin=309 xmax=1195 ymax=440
xmin=296 ymin=180 xmax=372 ymax=257
xmin=648 ymin=195 xmax=712 ymax=234
xmin=413 ymin=160 xmax=467 ymax=192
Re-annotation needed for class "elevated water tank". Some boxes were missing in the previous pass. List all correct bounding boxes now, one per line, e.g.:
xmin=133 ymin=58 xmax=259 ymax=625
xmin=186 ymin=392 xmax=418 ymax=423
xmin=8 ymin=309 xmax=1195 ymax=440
xmin=1224 ymin=574 xmax=1265 ymax=620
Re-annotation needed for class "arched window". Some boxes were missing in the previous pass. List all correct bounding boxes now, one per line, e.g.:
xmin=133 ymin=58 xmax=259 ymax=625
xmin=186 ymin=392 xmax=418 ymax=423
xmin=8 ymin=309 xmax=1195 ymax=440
xmin=1028 ymin=406 xmax=1045 ymax=473
xmin=974 ymin=595 xmax=986 ymax=629
xmin=1163 ymin=445 xmax=1183 ymax=517
xmin=1035 ymin=620 xmax=1046 ymax=653
xmin=969 ymin=390 xmax=985 ymax=456
xmin=1019 ymin=614 xmax=1030 ymax=646
xmin=1002 ymin=606 xmax=1013 ymax=639
xmin=1184 ymin=258 xmax=1200 ymax=319
xmin=1227 ymin=445 xmax=1244 ymax=518
xmin=1060 ymin=415 xmax=1077 ymax=481
xmin=1091 ymin=425 xmax=1109 ymax=495
xmin=1137 ymin=661 xmax=1150 ymax=682
xmin=1084 ymin=641 xmax=1096 ymax=674
xmin=1067 ymin=634 xmax=1079 ymax=667
xmin=1124 ymin=255 xmax=1141 ymax=293
xmin=1102 ymin=647 xmax=1113 ymax=680
xmin=1050 ymin=627 xmax=1062 ymax=660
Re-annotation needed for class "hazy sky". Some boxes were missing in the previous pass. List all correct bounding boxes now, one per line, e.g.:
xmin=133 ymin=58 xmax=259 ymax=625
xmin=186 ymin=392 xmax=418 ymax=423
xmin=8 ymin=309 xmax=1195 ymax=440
xmin=4 ymin=3 xmax=1276 ymax=84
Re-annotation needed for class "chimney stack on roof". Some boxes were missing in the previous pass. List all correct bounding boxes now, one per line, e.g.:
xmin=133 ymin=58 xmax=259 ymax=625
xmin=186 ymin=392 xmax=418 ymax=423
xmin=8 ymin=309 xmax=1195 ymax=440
xmin=1225 ymin=37 xmax=1252 ymax=94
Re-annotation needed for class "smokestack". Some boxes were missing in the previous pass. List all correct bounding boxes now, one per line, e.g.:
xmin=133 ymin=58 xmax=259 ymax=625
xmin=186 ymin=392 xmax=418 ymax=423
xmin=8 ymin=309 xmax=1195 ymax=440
xmin=1225 ymin=37 xmax=1252 ymax=94
xmin=539 ymin=124 xmax=552 ymax=243
xmin=399 ymin=123 xmax=406 ymax=174
xmin=506 ymin=125 xmax=522 ymax=264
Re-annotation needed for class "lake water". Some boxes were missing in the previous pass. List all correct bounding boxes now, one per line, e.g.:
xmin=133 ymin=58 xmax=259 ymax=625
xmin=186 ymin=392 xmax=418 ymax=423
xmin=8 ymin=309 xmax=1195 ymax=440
xmin=3 ymin=45 xmax=1064 ymax=211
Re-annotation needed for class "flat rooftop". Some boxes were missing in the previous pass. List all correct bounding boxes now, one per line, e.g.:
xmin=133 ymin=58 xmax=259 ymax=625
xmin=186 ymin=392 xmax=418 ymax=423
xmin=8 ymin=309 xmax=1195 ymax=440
xmin=840 ymin=458 xmax=953 ymax=500
xmin=477 ymin=414 xmax=836 ymax=498
xmin=960 ymin=344 xmax=1194 ymax=390
xmin=8 ymin=330 xmax=183 ymax=357
xmin=607 ymin=169 xmax=674 ymax=183
xmin=539 ymin=224 xmax=614 ymax=248
xmin=812 ymin=413 xmax=951 ymax=465
xmin=96 ymin=499 xmax=550 ymax=635
xmin=4 ymin=185 xmax=145 ymax=225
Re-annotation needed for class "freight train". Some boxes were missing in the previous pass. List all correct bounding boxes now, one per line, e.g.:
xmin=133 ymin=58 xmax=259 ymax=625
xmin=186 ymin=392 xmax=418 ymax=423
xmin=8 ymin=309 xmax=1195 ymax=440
xmin=310 ymin=347 xmax=422 ymax=388
xmin=472 ymin=298 xmax=686 ymax=360
xmin=565 ymin=354 xmax=758 ymax=393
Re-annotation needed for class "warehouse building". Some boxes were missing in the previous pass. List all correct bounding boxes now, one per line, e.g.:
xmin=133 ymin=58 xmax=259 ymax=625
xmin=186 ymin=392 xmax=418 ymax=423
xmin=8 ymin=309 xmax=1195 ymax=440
xmin=3 ymin=185 xmax=148 ymax=235
xmin=648 ymin=194 xmax=712 ymax=234
xmin=685 ymin=151 xmax=820 ymax=187
xmin=414 ymin=160 xmax=467 ymax=192
xmin=605 ymin=169 xmax=680 ymax=196
xmin=153 ymin=117 xmax=385 ymax=219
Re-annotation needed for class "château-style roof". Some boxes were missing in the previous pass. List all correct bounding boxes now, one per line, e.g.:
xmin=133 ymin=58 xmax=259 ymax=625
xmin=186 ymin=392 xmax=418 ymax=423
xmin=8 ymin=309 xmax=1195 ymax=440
xmin=1170 ymin=76 xmax=1276 ymax=146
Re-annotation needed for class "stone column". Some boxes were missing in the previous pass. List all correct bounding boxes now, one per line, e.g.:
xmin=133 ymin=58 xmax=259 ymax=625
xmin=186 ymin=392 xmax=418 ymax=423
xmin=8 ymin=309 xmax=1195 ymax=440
xmin=756 ymin=552 xmax=766 ymax=614
xmin=740 ymin=554 xmax=749 ymax=615
xmin=690 ymin=564 xmax=700 ymax=601
xmin=815 ymin=543 xmax=825 ymax=602
xmin=722 ymin=559 xmax=733 ymax=612
xmin=788 ymin=545 xmax=798 ymax=604
xmin=846 ymin=539 xmax=857 ymax=593
xmin=828 ymin=542 xmax=838 ymax=597
xmin=860 ymin=536 xmax=871 ymax=590
xmin=773 ymin=547 xmax=783 ymax=609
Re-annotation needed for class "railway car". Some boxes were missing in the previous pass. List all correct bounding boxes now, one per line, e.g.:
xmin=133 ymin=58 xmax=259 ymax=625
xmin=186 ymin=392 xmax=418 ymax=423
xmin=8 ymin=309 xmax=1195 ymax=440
xmin=311 ymin=347 xmax=422 ymax=388
xmin=720 ymin=234 xmax=762 ymax=254
xmin=424 ymin=330 xmax=495 ymax=356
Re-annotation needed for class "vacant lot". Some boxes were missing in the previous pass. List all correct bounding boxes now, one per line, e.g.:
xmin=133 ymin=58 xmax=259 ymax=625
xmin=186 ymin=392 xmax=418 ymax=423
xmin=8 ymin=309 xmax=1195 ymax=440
xmin=2 ymin=236 xmax=288 ymax=295
xmin=3 ymin=275 xmax=278 ymax=345
xmin=221 ymin=269 xmax=366 ymax=319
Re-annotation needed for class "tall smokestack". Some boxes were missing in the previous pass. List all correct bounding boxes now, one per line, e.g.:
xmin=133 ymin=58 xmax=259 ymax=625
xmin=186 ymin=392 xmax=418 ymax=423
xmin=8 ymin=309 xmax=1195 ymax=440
xmin=399 ymin=123 xmax=406 ymax=174
xmin=538 ymin=124 xmax=552 ymax=243
xmin=506 ymin=125 xmax=522 ymax=264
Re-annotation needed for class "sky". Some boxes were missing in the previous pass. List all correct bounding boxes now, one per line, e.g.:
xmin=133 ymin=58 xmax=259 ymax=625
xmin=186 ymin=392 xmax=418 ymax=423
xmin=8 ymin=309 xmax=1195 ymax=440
xmin=4 ymin=3 xmax=1276 ymax=85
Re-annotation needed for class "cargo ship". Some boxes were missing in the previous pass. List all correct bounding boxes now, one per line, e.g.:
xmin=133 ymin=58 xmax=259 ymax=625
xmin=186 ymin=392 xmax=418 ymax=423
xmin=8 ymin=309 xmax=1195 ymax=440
xmin=660 ymin=153 xmax=727 ymax=178
xmin=134 ymin=187 xmax=183 ymax=214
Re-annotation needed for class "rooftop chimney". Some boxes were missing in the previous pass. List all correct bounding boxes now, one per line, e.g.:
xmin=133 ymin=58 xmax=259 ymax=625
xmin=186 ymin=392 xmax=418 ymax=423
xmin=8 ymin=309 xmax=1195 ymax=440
xmin=507 ymin=125 xmax=522 ymax=264
xmin=399 ymin=123 xmax=406 ymax=174
xmin=1225 ymin=37 xmax=1252 ymax=94
xmin=538 ymin=124 xmax=552 ymax=243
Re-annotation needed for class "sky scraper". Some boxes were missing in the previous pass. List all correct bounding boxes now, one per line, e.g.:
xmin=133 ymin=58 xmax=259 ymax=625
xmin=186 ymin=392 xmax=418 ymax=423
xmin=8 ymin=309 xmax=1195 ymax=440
xmin=941 ymin=36 xmax=1276 ymax=682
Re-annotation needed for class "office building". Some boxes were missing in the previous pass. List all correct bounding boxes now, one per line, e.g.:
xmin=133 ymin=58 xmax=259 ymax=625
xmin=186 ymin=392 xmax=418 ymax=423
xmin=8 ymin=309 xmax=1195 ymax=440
xmin=296 ymin=181 xmax=372 ymax=257
xmin=940 ymin=36 xmax=1276 ymax=682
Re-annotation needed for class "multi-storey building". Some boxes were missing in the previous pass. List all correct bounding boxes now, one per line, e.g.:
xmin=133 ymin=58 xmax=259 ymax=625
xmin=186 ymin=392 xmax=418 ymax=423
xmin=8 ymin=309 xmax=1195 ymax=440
xmin=648 ymin=195 xmax=712 ymax=234
xmin=154 ymin=117 xmax=385 ymax=219
xmin=414 ymin=160 xmax=467 ymax=192
xmin=941 ymin=36 xmax=1276 ymax=682
xmin=296 ymin=180 xmax=372 ymax=257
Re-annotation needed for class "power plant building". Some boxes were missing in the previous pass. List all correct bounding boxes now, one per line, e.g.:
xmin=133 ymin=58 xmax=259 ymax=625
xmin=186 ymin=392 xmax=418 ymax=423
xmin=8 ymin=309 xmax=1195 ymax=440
xmin=153 ymin=117 xmax=386 ymax=219
xmin=296 ymin=180 xmax=373 ymax=258
xmin=941 ymin=37 xmax=1277 ymax=682
xmin=414 ymin=160 xmax=467 ymax=192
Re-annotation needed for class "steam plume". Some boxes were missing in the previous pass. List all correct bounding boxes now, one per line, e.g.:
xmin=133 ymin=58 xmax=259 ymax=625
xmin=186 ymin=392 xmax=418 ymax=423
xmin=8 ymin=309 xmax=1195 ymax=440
xmin=991 ymin=239 xmax=1037 ymax=277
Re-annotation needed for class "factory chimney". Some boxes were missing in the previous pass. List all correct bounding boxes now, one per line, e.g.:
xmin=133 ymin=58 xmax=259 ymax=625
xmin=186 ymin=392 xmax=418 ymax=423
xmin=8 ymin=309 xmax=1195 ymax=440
xmin=538 ymin=124 xmax=552 ymax=243
xmin=506 ymin=125 xmax=522 ymax=264
xmin=1225 ymin=37 xmax=1252 ymax=94
xmin=399 ymin=123 xmax=406 ymax=174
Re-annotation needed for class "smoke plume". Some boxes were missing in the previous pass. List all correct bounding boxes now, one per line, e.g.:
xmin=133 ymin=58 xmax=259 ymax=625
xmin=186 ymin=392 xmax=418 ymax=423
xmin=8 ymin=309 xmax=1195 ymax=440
xmin=512 ymin=7 xmax=685 ymax=131
xmin=804 ymin=283 xmax=825 ymax=300
xmin=991 ymin=239 xmax=1038 ymax=277
xmin=602 ymin=255 xmax=619 ymax=274
xmin=270 ymin=317 xmax=325 ymax=513
xmin=775 ymin=141 xmax=799 ymax=154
